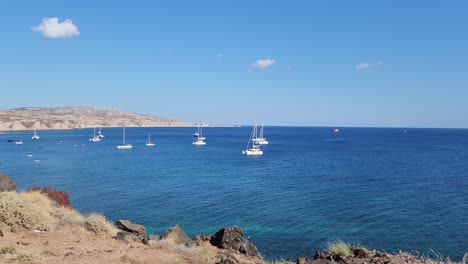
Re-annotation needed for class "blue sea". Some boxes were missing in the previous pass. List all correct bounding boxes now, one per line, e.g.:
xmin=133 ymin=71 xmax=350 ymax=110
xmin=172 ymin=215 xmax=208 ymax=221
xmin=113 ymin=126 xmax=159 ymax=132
xmin=1 ymin=127 xmax=467 ymax=260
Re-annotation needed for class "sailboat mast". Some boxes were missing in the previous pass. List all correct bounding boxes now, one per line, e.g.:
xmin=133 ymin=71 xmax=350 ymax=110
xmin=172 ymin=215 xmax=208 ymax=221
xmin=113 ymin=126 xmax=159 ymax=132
xmin=123 ymin=126 xmax=126 ymax=144
xmin=260 ymin=123 xmax=264 ymax=138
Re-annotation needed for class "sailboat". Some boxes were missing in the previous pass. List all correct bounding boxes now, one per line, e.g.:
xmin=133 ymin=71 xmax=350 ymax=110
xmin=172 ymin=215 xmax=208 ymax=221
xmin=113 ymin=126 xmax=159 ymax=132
xmin=117 ymin=126 xmax=133 ymax=149
xmin=242 ymin=125 xmax=263 ymax=156
xmin=146 ymin=133 xmax=155 ymax=147
xmin=253 ymin=123 xmax=269 ymax=145
xmin=89 ymin=127 xmax=101 ymax=142
xmin=97 ymin=127 xmax=104 ymax=138
xmin=32 ymin=129 xmax=40 ymax=140
xmin=192 ymin=126 xmax=206 ymax=145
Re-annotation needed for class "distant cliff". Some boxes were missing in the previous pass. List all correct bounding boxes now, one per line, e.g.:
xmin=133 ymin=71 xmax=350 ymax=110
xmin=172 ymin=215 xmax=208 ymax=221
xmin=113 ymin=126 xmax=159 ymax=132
xmin=0 ymin=107 xmax=192 ymax=130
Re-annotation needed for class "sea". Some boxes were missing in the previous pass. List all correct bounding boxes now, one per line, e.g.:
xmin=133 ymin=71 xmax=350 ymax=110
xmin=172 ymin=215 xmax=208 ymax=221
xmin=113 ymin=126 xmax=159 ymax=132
xmin=0 ymin=127 xmax=467 ymax=260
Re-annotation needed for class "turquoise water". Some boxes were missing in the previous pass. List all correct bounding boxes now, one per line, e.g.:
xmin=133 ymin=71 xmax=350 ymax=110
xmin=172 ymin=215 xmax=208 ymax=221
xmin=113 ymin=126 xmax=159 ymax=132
xmin=1 ymin=127 xmax=467 ymax=260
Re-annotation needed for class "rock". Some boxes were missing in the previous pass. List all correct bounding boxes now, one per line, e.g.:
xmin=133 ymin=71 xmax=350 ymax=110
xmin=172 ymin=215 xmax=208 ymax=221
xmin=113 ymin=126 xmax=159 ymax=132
xmin=0 ymin=230 xmax=3 ymax=236
xmin=148 ymin=234 xmax=160 ymax=241
xmin=114 ymin=231 xmax=139 ymax=243
xmin=10 ymin=227 xmax=17 ymax=233
xmin=0 ymin=173 xmax=16 ymax=192
xmin=193 ymin=234 xmax=212 ymax=246
xmin=314 ymin=250 xmax=328 ymax=260
xmin=354 ymin=248 xmax=371 ymax=258
xmin=214 ymin=252 xmax=239 ymax=264
xmin=115 ymin=220 xmax=146 ymax=241
xmin=159 ymin=224 xmax=193 ymax=246
xmin=29 ymin=187 xmax=71 ymax=208
xmin=210 ymin=226 xmax=261 ymax=259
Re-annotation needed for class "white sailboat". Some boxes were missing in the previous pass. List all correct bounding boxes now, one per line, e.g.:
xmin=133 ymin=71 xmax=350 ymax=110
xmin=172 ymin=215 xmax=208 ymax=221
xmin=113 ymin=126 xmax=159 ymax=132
xmin=253 ymin=123 xmax=269 ymax=145
xmin=242 ymin=125 xmax=263 ymax=156
xmin=97 ymin=127 xmax=104 ymax=138
xmin=15 ymin=140 xmax=24 ymax=145
xmin=117 ymin=126 xmax=133 ymax=149
xmin=146 ymin=133 xmax=155 ymax=147
xmin=192 ymin=126 xmax=206 ymax=145
xmin=32 ymin=129 xmax=40 ymax=140
xmin=89 ymin=127 xmax=101 ymax=142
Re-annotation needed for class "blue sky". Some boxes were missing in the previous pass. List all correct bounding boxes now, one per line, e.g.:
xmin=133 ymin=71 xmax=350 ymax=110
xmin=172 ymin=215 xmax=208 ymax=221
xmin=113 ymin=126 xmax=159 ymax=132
xmin=0 ymin=1 xmax=467 ymax=127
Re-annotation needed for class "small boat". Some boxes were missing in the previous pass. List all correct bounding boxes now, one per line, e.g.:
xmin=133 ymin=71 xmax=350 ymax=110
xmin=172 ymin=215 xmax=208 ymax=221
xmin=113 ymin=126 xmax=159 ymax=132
xmin=117 ymin=126 xmax=133 ymax=149
xmin=192 ymin=126 xmax=206 ymax=145
xmin=32 ymin=129 xmax=40 ymax=140
xmin=146 ymin=134 xmax=155 ymax=147
xmin=242 ymin=125 xmax=263 ymax=156
xmin=253 ymin=123 xmax=269 ymax=145
xmin=15 ymin=140 xmax=24 ymax=145
xmin=332 ymin=128 xmax=339 ymax=133
xmin=97 ymin=127 xmax=104 ymax=138
xmin=89 ymin=128 xmax=101 ymax=142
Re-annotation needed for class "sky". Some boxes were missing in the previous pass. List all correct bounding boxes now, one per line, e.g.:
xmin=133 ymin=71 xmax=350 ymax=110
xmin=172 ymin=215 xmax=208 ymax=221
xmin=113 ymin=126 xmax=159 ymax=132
xmin=0 ymin=0 xmax=467 ymax=127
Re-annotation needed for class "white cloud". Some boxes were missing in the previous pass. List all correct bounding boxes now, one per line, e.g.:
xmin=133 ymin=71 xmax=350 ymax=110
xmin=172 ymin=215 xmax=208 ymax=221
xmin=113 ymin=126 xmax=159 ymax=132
xmin=355 ymin=61 xmax=383 ymax=70
xmin=252 ymin=59 xmax=276 ymax=70
xmin=32 ymin=17 xmax=80 ymax=39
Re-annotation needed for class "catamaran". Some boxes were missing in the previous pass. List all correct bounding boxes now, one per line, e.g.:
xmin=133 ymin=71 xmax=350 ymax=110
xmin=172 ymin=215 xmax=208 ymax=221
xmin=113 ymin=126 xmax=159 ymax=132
xmin=97 ymin=127 xmax=104 ymax=138
xmin=192 ymin=126 xmax=206 ymax=145
xmin=89 ymin=128 xmax=101 ymax=142
xmin=117 ymin=126 xmax=133 ymax=149
xmin=146 ymin=133 xmax=155 ymax=147
xmin=32 ymin=129 xmax=40 ymax=140
xmin=242 ymin=125 xmax=263 ymax=156
xmin=253 ymin=123 xmax=269 ymax=145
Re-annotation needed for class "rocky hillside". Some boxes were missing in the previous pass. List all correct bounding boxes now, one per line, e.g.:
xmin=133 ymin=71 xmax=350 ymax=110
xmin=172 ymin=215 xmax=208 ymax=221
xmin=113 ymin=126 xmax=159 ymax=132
xmin=0 ymin=107 xmax=192 ymax=130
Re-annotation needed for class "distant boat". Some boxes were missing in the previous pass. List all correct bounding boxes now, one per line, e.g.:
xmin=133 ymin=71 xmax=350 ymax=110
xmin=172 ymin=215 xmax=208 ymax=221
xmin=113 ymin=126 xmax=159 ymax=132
xmin=89 ymin=128 xmax=101 ymax=142
xmin=146 ymin=133 xmax=155 ymax=147
xmin=15 ymin=140 xmax=24 ymax=145
xmin=32 ymin=129 xmax=40 ymax=140
xmin=253 ymin=123 xmax=269 ymax=145
xmin=242 ymin=125 xmax=263 ymax=156
xmin=97 ymin=127 xmax=104 ymax=138
xmin=192 ymin=126 xmax=206 ymax=145
xmin=117 ymin=126 xmax=133 ymax=149
xmin=332 ymin=128 xmax=339 ymax=133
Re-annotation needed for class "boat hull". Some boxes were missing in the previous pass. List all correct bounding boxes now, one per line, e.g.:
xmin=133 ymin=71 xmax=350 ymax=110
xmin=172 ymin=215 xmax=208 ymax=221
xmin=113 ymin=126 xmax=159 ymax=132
xmin=242 ymin=149 xmax=263 ymax=155
xmin=117 ymin=144 xmax=133 ymax=149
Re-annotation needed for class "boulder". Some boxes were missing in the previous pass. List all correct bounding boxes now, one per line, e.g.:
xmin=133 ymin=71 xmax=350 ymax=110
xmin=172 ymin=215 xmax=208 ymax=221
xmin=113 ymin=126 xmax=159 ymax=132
xmin=314 ymin=250 xmax=328 ymax=260
xmin=29 ymin=187 xmax=71 ymax=208
xmin=0 ymin=173 xmax=16 ymax=192
xmin=214 ymin=252 xmax=239 ymax=264
xmin=210 ymin=226 xmax=261 ymax=259
xmin=354 ymin=248 xmax=371 ymax=258
xmin=114 ymin=231 xmax=139 ymax=243
xmin=115 ymin=220 xmax=146 ymax=241
xmin=0 ymin=230 xmax=3 ymax=236
xmin=159 ymin=224 xmax=193 ymax=246
xmin=193 ymin=234 xmax=212 ymax=246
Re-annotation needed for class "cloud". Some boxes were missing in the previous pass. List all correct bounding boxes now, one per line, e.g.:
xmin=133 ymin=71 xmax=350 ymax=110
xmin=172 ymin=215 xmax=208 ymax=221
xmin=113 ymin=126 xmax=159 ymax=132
xmin=252 ymin=59 xmax=276 ymax=70
xmin=355 ymin=61 xmax=383 ymax=70
xmin=32 ymin=17 xmax=80 ymax=39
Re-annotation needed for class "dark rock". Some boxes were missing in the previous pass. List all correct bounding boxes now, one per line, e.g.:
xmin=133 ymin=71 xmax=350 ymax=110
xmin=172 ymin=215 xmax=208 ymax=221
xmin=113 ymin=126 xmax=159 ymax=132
xmin=10 ymin=227 xmax=17 ymax=233
xmin=115 ymin=220 xmax=146 ymax=241
xmin=0 ymin=230 xmax=3 ymax=236
xmin=354 ymin=248 xmax=371 ymax=258
xmin=314 ymin=250 xmax=328 ymax=260
xmin=159 ymin=224 xmax=193 ymax=246
xmin=29 ymin=187 xmax=71 ymax=208
xmin=114 ymin=231 xmax=139 ymax=243
xmin=210 ymin=226 xmax=261 ymax=259
xmin=0 ymin=173 xmax=16 ymax=192
xmin=214 ymin=252 xmax=239 ymax=264
xmin=193 ymin=234 xmax=212 ymax=246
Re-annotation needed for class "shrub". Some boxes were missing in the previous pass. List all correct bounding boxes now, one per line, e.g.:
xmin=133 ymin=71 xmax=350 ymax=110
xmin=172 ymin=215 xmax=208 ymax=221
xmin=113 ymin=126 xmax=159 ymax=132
xmin=0 ymin=246 xmax=16 ymax=254
xmin=85 ymin=213 xmax=118 ymax=237
xmin=327 ymin=240 xmax=353 ymax=257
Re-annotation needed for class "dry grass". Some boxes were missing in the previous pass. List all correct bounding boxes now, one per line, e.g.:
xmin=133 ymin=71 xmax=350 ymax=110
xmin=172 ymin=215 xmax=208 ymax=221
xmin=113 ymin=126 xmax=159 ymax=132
xmin=7 ymin=251 xmax=42 ymax=263
xmin=0 ymin=246 xmax=16 ymax=254
xmin=84 ymin=213 xmax=118 ymax=237
xmin=327 ymin=240 xmax=354 ymax=257
xmin=268 ymin=259 xmax=294 ymax=264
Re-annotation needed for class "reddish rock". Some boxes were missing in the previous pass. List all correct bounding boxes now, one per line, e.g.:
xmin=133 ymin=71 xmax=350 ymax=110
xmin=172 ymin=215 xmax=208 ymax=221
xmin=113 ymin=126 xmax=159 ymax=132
xmin=29 ymin=187 xmax=71 ymax=208
xmin=159 ymin=224 xmax=193 ymax=246
xmin=314 ymin=250 xmax=328 ymax=259
xmin=115 ymin=220 xmax=146 ymax=241
xmin=210 ymin=226 xmax=261 ymax=259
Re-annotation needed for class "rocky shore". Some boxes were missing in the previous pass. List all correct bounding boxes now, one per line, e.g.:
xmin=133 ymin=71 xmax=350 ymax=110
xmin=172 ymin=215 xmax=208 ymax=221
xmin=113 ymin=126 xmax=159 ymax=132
xmin=0 ymin=173 xmax=466 ymax=264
